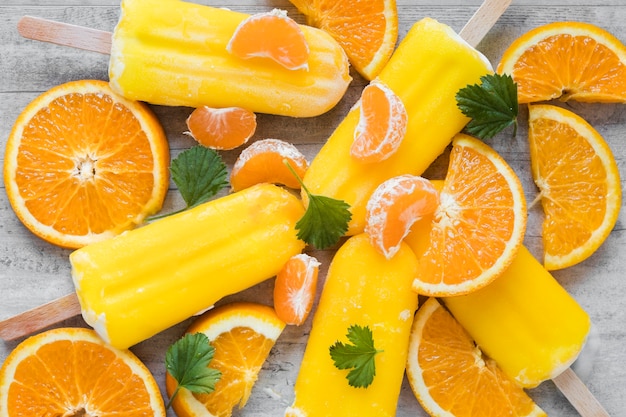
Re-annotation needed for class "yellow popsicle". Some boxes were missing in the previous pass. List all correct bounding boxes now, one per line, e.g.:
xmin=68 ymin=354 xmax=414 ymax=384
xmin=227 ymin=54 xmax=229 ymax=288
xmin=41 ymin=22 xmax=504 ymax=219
xmin=108 ymin=0 xmax=352 ymax=117
xmin=302 ymin=18 xmax=493 ymax=234
xmin=70 ymin=183 xmax=305 ymax=349
xmin=443 ymin=246 xmax=591 ymax=388
xmin=286 ymin=233 xmax=419 ymax=416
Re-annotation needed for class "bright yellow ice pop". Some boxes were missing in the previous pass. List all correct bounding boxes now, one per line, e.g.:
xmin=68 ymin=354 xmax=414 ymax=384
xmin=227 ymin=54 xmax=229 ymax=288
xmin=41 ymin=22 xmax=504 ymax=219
xmin=286 ymin=233 xmax=419 ymax=416
xmin=70 ymin=183 xmax=305 ymax=349
xmin=443 ymin=246 xmax=591 ymax=388
xmin=108 ymin=0 xmax=351 ymax=117
xmin=302 ymin=18 xmax=493 ymax=234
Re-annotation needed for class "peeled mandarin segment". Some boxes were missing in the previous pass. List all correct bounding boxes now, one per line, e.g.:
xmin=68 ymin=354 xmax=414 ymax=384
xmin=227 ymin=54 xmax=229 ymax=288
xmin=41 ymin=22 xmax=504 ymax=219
xmin=302 ymin=18 xmax=492 ymax=235
xmin=409 ymin=134 xmax=527 ymax=297
xmin=69 ymin=183 xmax=305 ymax=349
xmin=108 ymin=0 xmax=351 ymax=117
xmin=286 ymin=234 xmax=418 ymax=416
xmin=166 ymin=303 xmax=285 ymax=417
xmin=273 ymin=253 xmax=320 ymax=325
xmin=186 ymin=106 xmax=257 ymax=150
xmin=406 ymin=298 xmax=547 ymax=417
xmin=497 ymin=21 xmax=626 ymax=103
xmin=527 ymin=104 xmax=622 ymax=270
xmin=351 ymin=80 xmax=408 ymax=163
xmin=443 ymin=246 xmax=591 ymax=388
xmin=226 ymin=9 xmax=310 ymax=71
xmin=365 ymin=175 xmax=439 ymax=259
xmin=230 ymin=138 xmax=308 ymax=191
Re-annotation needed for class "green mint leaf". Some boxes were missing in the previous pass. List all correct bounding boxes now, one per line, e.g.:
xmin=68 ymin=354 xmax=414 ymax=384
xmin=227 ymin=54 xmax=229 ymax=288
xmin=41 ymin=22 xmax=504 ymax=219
xmin=165 ymin=333 xmax=221 ymax=409
xmin=456 ymin=73 xmax=519 ymax=140
xmin=329 ymin=324 xmax=382 ymax=388
xmin=284 ymin=160 xmax=352 ymax=250
xmin=297 ymin=194 xmax=351 ymax=250
xmin=171 ymin=145 xmax=229 ymax=209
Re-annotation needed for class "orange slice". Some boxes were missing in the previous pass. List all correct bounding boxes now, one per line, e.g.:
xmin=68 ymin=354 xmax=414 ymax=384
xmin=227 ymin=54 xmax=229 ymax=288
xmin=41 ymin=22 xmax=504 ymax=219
xmin=406 ymin=298 xmax=547 ymax=417
xmin=365 ymin=175 xmax=439 ymax=259
xmin=186 ymin=106 xmax=257 ymax=150
xmin=410 ymin=134 xmax=527 ymax=296
xmin=528 ymin=104 xmax=621 ymax=270
xmin=288 ymin=0 xmax=398 ymax=80
xmin=497 ymin=21 xmax=626 ymax=103
xmin=226 ymin=9 xmax=310 ymax=71
xmin=0 ymin=327 xmax=165 ymax=416
xmin=166 ymin=302 xmax=285 ymax=417
xmin=3 ymin=79 xmax=169 ymax=249
xmin=351 ymin=80 xmax=408 ymax=163
xmin=230 ymin=138 xmax=309 ymax=192
xmin=273 ymin=253 xmax=321 ymax=325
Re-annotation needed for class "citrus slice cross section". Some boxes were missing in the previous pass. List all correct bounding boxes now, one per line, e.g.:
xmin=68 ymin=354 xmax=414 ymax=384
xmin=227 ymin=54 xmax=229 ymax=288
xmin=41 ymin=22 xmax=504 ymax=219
xmin=0 ymin=327 xmax=166 ymax=416
xmin=288 ymin=0 xmax=398 ymax=80
xmin=3 ymin=79 xmax=169 ymax=249
xmin=166 ymin=302 xmax=285 ymax=417
xmin=528 ymin=104 xmax=621 ymax=270
xmin=406 ymin=298 xmax=547 ymax=417
xmin=227 ymin=9 xmax=310 ymax=71
xmin=410 ymin=134 xmax=527 ymax=296
xmin=497 ymin=21 xmax=626 ymax=103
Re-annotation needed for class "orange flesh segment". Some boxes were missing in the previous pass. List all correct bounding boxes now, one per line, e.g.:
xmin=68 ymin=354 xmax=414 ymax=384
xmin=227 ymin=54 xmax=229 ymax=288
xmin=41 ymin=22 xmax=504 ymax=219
xmin=351 ymin=80 xmax=408 ymax=163
xmin=186 ymin=106 xmax=257 ymax=150
xmin=365 ymin=175 xmax=439 ymax=259
xmin=273 ymin=253 xmax=321 ymax=325
xmin=227 ymin=9 xmax=310 ymax=71
xmin=230 ymin=138 xmax=308 ymax=191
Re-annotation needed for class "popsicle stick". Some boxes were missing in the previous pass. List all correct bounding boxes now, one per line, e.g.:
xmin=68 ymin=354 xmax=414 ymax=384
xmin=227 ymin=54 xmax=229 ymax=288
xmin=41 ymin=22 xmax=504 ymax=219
xmin=552 ymin=368 xmax=611 ymax=417
xmin=17 ymin=16 xmax=112 ymax=54
xmin=460 ymin=0 xmax=513 ymax=47
xmin=0 ymin=293 xmax=82 ymax=341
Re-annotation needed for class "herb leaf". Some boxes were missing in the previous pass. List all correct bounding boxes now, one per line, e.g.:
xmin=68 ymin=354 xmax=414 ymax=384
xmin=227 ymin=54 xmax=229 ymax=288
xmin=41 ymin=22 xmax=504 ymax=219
xmin=171 ymin=145 xmax=229 ymax=209
xmin=165 ymin=333 xmax=221 ymax=409
xmin=329 ymin=324 xmax=382 ymax=388
xmin=456 ymin=73 xmax=519 ymax=140
xmin=284 ymin=161 xmax=351 ymax=250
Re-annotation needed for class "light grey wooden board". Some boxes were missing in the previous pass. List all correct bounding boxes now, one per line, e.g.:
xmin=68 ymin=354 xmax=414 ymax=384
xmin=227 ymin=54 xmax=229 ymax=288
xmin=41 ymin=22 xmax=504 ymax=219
xmin=1 ymin=1 xmax=625 ymax=416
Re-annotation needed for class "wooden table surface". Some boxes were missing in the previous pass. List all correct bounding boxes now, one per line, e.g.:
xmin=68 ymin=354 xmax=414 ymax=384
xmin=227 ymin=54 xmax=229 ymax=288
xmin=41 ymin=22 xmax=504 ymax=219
xmin=1 ymin=0 xmax=625 ymax=416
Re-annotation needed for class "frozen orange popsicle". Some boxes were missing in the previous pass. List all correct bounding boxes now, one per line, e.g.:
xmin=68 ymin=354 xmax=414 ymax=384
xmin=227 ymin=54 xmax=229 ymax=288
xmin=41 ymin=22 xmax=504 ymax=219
xmin=70 ymin=184 xmax=305 ymax=349
xmin=443 ymin=246 xmax=591 ymax=388
xmin=302 ymin=17 xmax=493 ymax=234
xmin=286 ymin=234 xmax=419 ymax=416
xmin=108 ymin=0 xmax=351 ymax=117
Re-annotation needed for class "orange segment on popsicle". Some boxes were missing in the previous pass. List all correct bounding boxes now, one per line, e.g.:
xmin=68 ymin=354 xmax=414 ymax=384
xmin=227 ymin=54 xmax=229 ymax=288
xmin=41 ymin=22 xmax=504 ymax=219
xmin=351 ymin=80 xmax=408 ymax=163
xmin=226 ymin=9 xmax=310 ymax=71
xmin=365 ymin=175 xmax=439 ymax=259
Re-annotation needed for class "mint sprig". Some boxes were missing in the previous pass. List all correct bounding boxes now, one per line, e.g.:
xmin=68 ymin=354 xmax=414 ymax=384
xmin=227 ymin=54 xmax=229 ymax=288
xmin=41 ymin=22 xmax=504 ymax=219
xmin=456 ymin=73 xmax=519 ymax=139
xmin=284 ymin=160 xmax=351 ymax=249
xmin=329 ymin=324 xmax=382 ymax=388
xmin=165 ymin=333 xmax=221 ymax=409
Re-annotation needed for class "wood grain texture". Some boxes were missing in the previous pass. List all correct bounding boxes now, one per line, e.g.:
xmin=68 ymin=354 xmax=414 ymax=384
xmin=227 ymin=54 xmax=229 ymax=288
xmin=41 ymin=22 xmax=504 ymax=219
xmin=1 ymin=1 xmax=625 ymax=416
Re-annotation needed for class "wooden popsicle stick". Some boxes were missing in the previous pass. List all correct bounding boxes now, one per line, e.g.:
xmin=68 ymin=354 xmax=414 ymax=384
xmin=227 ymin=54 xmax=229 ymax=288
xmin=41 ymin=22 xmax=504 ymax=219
xmin=0 ymin=293 xmax=82 ymax=341
xmin=553 ymin=368 xmax=611 ymax=417
xmin=17 ymin=16 xmax=112 ymax=54
xmin=460 ymin=0 xmax=513 ymax=48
